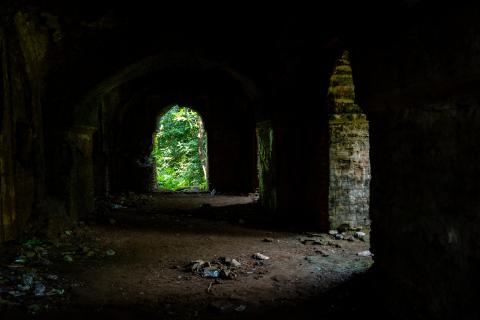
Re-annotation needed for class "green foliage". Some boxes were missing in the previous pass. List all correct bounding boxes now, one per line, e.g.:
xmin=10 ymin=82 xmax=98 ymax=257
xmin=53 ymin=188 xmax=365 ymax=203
xmin=151 ymin=106 xmax=208 ymax=191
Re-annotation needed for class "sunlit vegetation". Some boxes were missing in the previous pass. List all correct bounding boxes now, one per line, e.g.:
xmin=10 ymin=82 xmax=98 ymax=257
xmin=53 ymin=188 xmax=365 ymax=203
xmin=151 ymin=106 xmax=208 ymax=191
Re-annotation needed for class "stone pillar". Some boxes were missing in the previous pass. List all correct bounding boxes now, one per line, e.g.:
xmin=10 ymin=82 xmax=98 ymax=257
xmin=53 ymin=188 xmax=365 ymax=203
xmin=65 ymin=126 xmax=96 ymax=219
xmin=257 ymin=120 xmax=276 ymax=211
xmin=328 ymin=51 xmax=371 ymax=229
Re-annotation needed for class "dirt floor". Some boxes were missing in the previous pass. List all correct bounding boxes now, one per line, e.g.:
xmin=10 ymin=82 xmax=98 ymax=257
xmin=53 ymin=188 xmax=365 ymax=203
xmin=0 ymin=194 xmax=377 ymax=319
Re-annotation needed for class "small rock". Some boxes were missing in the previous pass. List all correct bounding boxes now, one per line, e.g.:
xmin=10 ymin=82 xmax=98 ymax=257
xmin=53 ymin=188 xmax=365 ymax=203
xmin=252 ymin=253 xmax=270 ymax=260
xmin=231 ymin=259 xmax=241 ymax=267
xmin=328 ymin=230 xmax=338 ymax=235
xmin=346 ymin=236 xmax=355 ymax=242
xmin=63 ymin=255 xmax=74 ymax=262
xmin=334 ymin=234 xmax=344 ymax=240
xmin=106 ymin=249 xmax=116 ymax=256
xmin=357 ymin=250 xmax=373 ymax=257
xmin=235 ymin=305 xmax=246 ymax=312
xmin=354 ymin=231 xmax=366 ymax=239
xmin=34 ymin=283 xmax=46 ymax=297
xmin=65 ymin=230 xmax=73 ymax=236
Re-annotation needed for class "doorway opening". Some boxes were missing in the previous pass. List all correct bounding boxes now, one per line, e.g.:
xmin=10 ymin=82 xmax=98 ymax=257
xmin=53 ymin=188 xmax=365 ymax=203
xmin=151 ymin=105 xmax=208 ymax=192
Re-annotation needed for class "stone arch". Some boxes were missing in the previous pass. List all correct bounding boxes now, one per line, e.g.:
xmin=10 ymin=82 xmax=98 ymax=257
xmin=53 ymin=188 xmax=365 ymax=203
xmin=63 ymin=53 xmax=261 ymax=207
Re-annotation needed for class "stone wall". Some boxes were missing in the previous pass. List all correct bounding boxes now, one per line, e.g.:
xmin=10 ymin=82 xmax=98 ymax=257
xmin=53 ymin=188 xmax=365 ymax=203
xmin=329 ymin=114 xmax=370 ymax=228
xmin=0 ymin=15 xmax=48 ymax=241
xmin=368 ymin=104 xmax=480 ymax=319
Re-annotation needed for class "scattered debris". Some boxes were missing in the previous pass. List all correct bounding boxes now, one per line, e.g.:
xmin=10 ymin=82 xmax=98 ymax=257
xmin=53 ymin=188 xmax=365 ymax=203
xmin=0 ymin=225 xmax=117 ymax=313
xmin=252 ymin=253 xmax=270 ymax=260
xmin=185 ymin=257 xmax=240 ymax=280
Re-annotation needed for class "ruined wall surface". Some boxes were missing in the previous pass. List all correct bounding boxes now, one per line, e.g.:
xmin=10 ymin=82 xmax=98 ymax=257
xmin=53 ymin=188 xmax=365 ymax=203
xmin=351 ymin=4 xmax=480 ymax=319
xmin=0 ymin=12 xmax=49 ymax=241
xmin=367 ymin=105 xmax=480 ymax=320
xmin=328 ymin=114 xmax=370 ymax=228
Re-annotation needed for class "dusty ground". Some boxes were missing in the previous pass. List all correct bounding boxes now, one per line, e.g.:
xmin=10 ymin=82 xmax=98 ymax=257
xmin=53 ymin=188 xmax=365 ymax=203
xmin=0 ymin=194 xmax=377 ymax=319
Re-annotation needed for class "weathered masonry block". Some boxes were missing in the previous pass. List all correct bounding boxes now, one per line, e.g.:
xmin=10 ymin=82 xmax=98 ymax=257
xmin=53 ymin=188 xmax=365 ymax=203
xmin=329 ymin=114 xmax=370 ymax=228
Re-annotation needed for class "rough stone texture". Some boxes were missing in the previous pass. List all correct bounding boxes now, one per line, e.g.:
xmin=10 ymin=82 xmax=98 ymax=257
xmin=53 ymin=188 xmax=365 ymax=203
xmin=327 ymin=51 xmax=371 ymax=229
xmin=329 ymin=114 xmax=370 ymax=228
xmin=367 ymin=105 xmax=480 ymax=320
xmin=0 ymin=15 xmax=48 ymax=240
xmin=256 ymin=120 xmax=276 ymax=211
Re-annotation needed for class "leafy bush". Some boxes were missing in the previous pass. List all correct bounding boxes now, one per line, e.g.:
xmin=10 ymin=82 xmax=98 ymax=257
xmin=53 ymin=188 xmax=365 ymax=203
xmin=151 ymin=106 xmax=208 ymax=191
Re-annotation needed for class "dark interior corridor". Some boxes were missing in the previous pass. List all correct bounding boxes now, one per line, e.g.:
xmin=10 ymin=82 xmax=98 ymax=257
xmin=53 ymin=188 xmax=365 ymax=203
xmin=1 ymin=1 xmax=479 ymax=319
